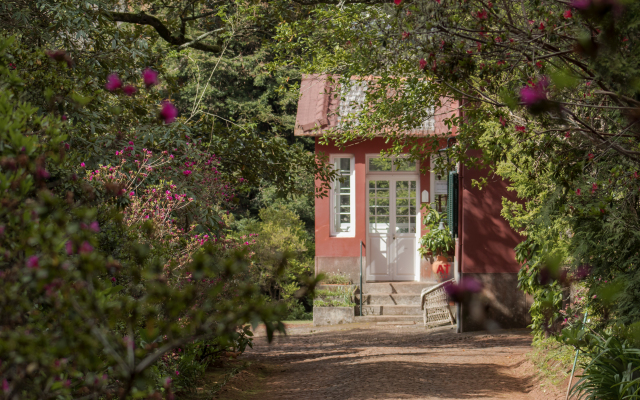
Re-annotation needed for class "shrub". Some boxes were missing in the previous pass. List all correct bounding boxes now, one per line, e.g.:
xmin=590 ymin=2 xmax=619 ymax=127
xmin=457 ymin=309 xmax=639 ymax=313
xmin=313 ymin=287 xmax=356 ymax=308
xmin=320 ymin=271 xmax=352 ymax=285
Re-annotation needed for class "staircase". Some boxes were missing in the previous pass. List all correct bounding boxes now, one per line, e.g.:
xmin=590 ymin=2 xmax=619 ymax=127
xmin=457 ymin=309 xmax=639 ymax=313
xmin=354 ymin=282 xmax=435 ymax=324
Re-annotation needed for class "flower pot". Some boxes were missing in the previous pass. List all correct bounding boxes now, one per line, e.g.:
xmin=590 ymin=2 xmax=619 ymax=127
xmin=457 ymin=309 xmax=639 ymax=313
xmin=431 ymin=255 xmax=452 ymax=282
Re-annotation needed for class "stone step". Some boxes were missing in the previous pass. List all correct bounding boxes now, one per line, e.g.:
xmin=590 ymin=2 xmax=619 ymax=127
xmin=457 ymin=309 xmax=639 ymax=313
xmin=354 ymin=315 xmax=423 ymax=324
xmin=355 ymin=293 xmax=422 ymax=306
xmin=357 ymin=305 xmax=423 ymax=316
xmin=362 ymin=282 xmax=437 ymax=295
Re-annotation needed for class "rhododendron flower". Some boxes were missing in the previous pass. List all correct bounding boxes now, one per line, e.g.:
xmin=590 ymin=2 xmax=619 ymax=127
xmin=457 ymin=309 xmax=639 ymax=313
xmin=80 ymin=162 xmax=86 ymax=168
xmin=66 ymin=241 xmax=74 ymax=255
xmin=122 ymin=85 xmax=137 ymax=96
xmin=111 ymin=277 xmax=116 ymax=282
xmin=183 ymin=170 xmax=192 ymax=176
xmin=635 ymin=171 xmax=638 ymax=179
xmin=26 ymin=255 xmax=39 ymax=269
xmin=105 ymin=74 xmax=122 ymax=91
xmin=90 ymin=221 xmax=100 ymax=232
xmin=591 ymin=183 xmax=597 ymax=193
xmin=571 ymin=0 xmax=591 ymax=10
xmin=576 ymin=188 xmax=581 ymax=195
xmin=129 ymin=191 xmax=135 ymax=196
xmin=160 ymin=101 xmax=178 ymax=124
xmin=588 ymin=153 xmax=594 ymax=160
xmin=419 ymin=58 xmax=427 ymax=70
xmin=476 ymin=10 xmax=488 ymax=19
xmin=539 ymin=22 xmax=545 ymax=30
xmin=3 ymin=378 xmax=9 ymax=392
xmin=564 ymin=9 xmax=573 ymax=18
xmin=515 ymin=125 xmax=525 ymax=132
xmin=61 ymin=115 xmax=68 ymax=121
xmin=565 ymin=131 xmax=571 ymax=138
xmin=142 ymin=68 xmax=159 ymax=87
xmin=402 ymin=32 xmax=410 ymax=39
xmin=79 ymin=241 xmax=94 ymax=254
xmin=520 ymin=78 xmax=549 ymax=106
xmin=444 ymin=277 xmax=483 ymax=303
xmin=394 ymin=0 xmax=402 ymax=5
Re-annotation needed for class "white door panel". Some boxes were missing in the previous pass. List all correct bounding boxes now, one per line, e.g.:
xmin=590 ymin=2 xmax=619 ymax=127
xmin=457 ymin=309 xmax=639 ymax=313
xmin=366 ymin=176 xmax=418 ymax=282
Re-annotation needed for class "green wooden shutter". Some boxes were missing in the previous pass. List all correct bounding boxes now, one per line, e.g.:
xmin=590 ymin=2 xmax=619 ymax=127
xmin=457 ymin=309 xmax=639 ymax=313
xmin=447 ymin=171 xmax=459 ymax=238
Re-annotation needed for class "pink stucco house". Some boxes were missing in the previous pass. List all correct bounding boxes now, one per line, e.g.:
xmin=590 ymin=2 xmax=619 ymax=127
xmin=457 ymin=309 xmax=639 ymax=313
xmin=296 ymin=75 xmax=531 ymax=331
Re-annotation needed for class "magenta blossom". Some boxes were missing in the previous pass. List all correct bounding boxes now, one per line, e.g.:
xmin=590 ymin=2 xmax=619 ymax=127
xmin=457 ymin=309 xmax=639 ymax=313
xmin=80 ymin=162 xmax=86 ymax=168
xmin=142 ymin=68 xmax=159 ymax=87
xmin=123 ymin=85 xmax=137 ymax=96
xmin=89 ymin=221 xmax=100 ymax=232
xmin=571 ymin=0 xmax=591 ymax=9
xmin=26 ymin=255 xmax=39 ymax=269
xmin=65 ymin=241 xmax=74 ymax=255
xmin=394 ymin=0 xmax=402 ymax=5
xmin=444 ymin=277 xmax=483 ymax=303
xmin=160 ymin=101 xmax=178 ymax=124
xmin=2 ymin=379 xmax=9 ymax=393
xmin=79 ymin=241 xmax=94 ymax=254
xmin=564 ymin=9 xmax=573 ymax=18
xmin=183 ymin=170 xmax=192 ymax=176
xmin=419 ymin=58 xmax=427 ymax=70
xmin=520 ymin=78 xmax=549 ymax=106
xmin=105 ymin=74 xmax=122 ymax=91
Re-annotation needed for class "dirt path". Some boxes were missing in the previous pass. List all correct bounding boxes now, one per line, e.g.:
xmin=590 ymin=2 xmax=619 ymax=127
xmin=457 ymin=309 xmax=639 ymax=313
xmin=213 ymin=322 xmax=564 ymax=400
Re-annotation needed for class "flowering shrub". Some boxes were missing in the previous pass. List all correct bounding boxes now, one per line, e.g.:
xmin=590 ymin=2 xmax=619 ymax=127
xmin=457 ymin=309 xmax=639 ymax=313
xmin=0 ymin=37 xmax=287 ymax=399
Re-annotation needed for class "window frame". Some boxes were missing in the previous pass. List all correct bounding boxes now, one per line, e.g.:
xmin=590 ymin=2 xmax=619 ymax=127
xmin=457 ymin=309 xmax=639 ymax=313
xmin=365 ymin=154 xmax=418 ymax=174
xmin=330 ymin=154 xmax=356 ymax=237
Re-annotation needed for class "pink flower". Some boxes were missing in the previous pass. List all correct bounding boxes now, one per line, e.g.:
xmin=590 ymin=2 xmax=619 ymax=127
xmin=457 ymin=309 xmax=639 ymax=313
xmin=65 ymin=241 xmax=74 ymax=255
xmin=128 ymin=141 xmax=134 ymax=145
xmin=169 ymin=154 xmax=174 ymax=159
xmin=183 ymin=170 xmax=192 ymax=176
xmin=588 ymin=153 xmax=594 ymax=160
xmin=27 ymin=255 xmax=39 ymax=269
xmin=80 ymin=162 xmax=86 ymax=168
xmin=79 ymin=241 xmax=94 ymax=254
xmin=563 ymin=9 xmax=573 ymax=18
xmin=160 ymin=101 xmax=178 ymax=124
xmin=142 ymin=68 xmax=159 ymax=87
xmin=576 ymin=188 xmax=581 ymax=195
xmin=520 ymin=78 xmax=549 ymax=106
xmin=565 ymin=131 xmax=571 ymax=138
xmin=444 ymin=277 xmax=483 ymax=303
xmin=571 ymin=0 xmax=591 ymax=10
xmin=111 ymin=277 xmax=116 ymax=282
xmin=90 ymin=221 xmax=100 ymax=232
xmin=476 ymin=10 xmax=488 ymax=19
xmin=402 ymin=32 xmax=410 ymax=40
xmin=591 ymin=183 xmax=597 ymax=193
xmin=539 ymin=22 xmax=545 ymax=30
xmin=175 ymin=371 xmax=180 ymax=376
xmin=394 ymin=0 xmax=402 ymax=5
xmin=122 ymin=85 xmax=137 ymax=96
xmin=419 ymin=58 xmax=427 ymax=70
xmin=129 ymin=191 xmax=135 ymax=196
xmin=105 ymin=74 xmax=122 ymax=91
xmin=61 ymin=115 xmax=68 ymax=121
xmin=3 ymin=378 xmax=9 ymax=393
xmin=515 ymin=125 xmax=525 ymax=132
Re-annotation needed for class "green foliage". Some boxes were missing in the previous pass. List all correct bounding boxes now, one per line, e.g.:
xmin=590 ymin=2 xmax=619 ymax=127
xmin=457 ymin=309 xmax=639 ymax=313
xmin=320 ymin=272 xmax=352 ymax=285
xmin=313 ymin=287 xmax=356 ymax=308
xmin=565 ymin=330 xmax=640 ymax=400
xmin=418 ymin=204 xmax=454 ymax=257
xmin=528 ymin=338 xmax=575 ymax=388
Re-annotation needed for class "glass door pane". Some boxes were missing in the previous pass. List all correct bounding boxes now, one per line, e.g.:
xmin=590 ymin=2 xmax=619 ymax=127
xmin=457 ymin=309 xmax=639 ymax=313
xmin=395 ymin=180 xmax=417 ymax=233
xmin=368 ymin=180 xmax=390 ymax=233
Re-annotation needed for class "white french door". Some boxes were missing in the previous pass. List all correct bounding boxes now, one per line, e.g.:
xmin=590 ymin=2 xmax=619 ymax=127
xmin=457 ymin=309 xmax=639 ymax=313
xmin=366 ymin=176 xmax=419 ymax=281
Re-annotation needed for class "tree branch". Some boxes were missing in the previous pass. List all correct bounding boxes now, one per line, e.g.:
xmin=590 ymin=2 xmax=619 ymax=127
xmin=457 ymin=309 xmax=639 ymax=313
xmin=107 ymin=12 xmax=222 ymax=53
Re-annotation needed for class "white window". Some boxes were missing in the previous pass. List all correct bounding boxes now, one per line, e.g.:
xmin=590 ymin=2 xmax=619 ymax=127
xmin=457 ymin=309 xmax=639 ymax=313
xmin=366 ymin=154 xmax=418 ymax=173
xmin=331 ymin=155 xmax=356 ymax=237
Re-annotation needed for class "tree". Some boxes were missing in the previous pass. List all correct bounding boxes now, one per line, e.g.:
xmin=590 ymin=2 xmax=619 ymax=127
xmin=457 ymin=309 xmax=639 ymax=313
xmin=275 ymin=0 xmax=640 ymax=335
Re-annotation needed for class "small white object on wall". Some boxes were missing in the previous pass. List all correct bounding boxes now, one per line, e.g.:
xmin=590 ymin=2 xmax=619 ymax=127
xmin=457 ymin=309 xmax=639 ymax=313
xmin=421 ymin=190 xmax=429 ymax=203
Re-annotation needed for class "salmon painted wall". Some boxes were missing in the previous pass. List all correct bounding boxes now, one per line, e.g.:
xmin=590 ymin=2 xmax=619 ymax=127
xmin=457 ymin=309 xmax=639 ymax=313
xmin=459 ymin=150 xmax=523 ymax=273
xmin=315 ymin=137 xmax=435 ymax=258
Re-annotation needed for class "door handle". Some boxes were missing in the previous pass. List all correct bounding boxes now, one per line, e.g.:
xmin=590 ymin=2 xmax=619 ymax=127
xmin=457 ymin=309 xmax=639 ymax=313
xmin=393 ymin=235 xmax=396 ymax=240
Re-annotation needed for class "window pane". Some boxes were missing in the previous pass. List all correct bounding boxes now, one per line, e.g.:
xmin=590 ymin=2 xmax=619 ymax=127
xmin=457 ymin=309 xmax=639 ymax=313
xmin=394 ymin=158 xmax=417 ymax=172
xmin=339 ymin=158 xmax=350 ymax=172
xmin=340 ymin=195 xmax=350 ymax=205
xmin=377 ymin=206 xmax=389 ymax=216
xmin=369 ymin=157 xmax=392 ymax=172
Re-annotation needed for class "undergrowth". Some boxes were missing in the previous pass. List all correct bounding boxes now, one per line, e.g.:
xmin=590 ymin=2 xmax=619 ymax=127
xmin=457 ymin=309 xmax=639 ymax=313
xmin=528 ymin=337 xmax=575 ymax=389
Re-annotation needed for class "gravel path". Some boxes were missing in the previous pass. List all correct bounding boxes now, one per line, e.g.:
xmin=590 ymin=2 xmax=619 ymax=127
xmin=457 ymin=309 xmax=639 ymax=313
xmin=213 ymin=322 xmax=560 ymax=400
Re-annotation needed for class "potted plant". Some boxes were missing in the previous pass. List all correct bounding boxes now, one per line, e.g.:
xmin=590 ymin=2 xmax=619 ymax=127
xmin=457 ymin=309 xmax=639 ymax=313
xmin=418 ymin=205 xmax=455 ymax=280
